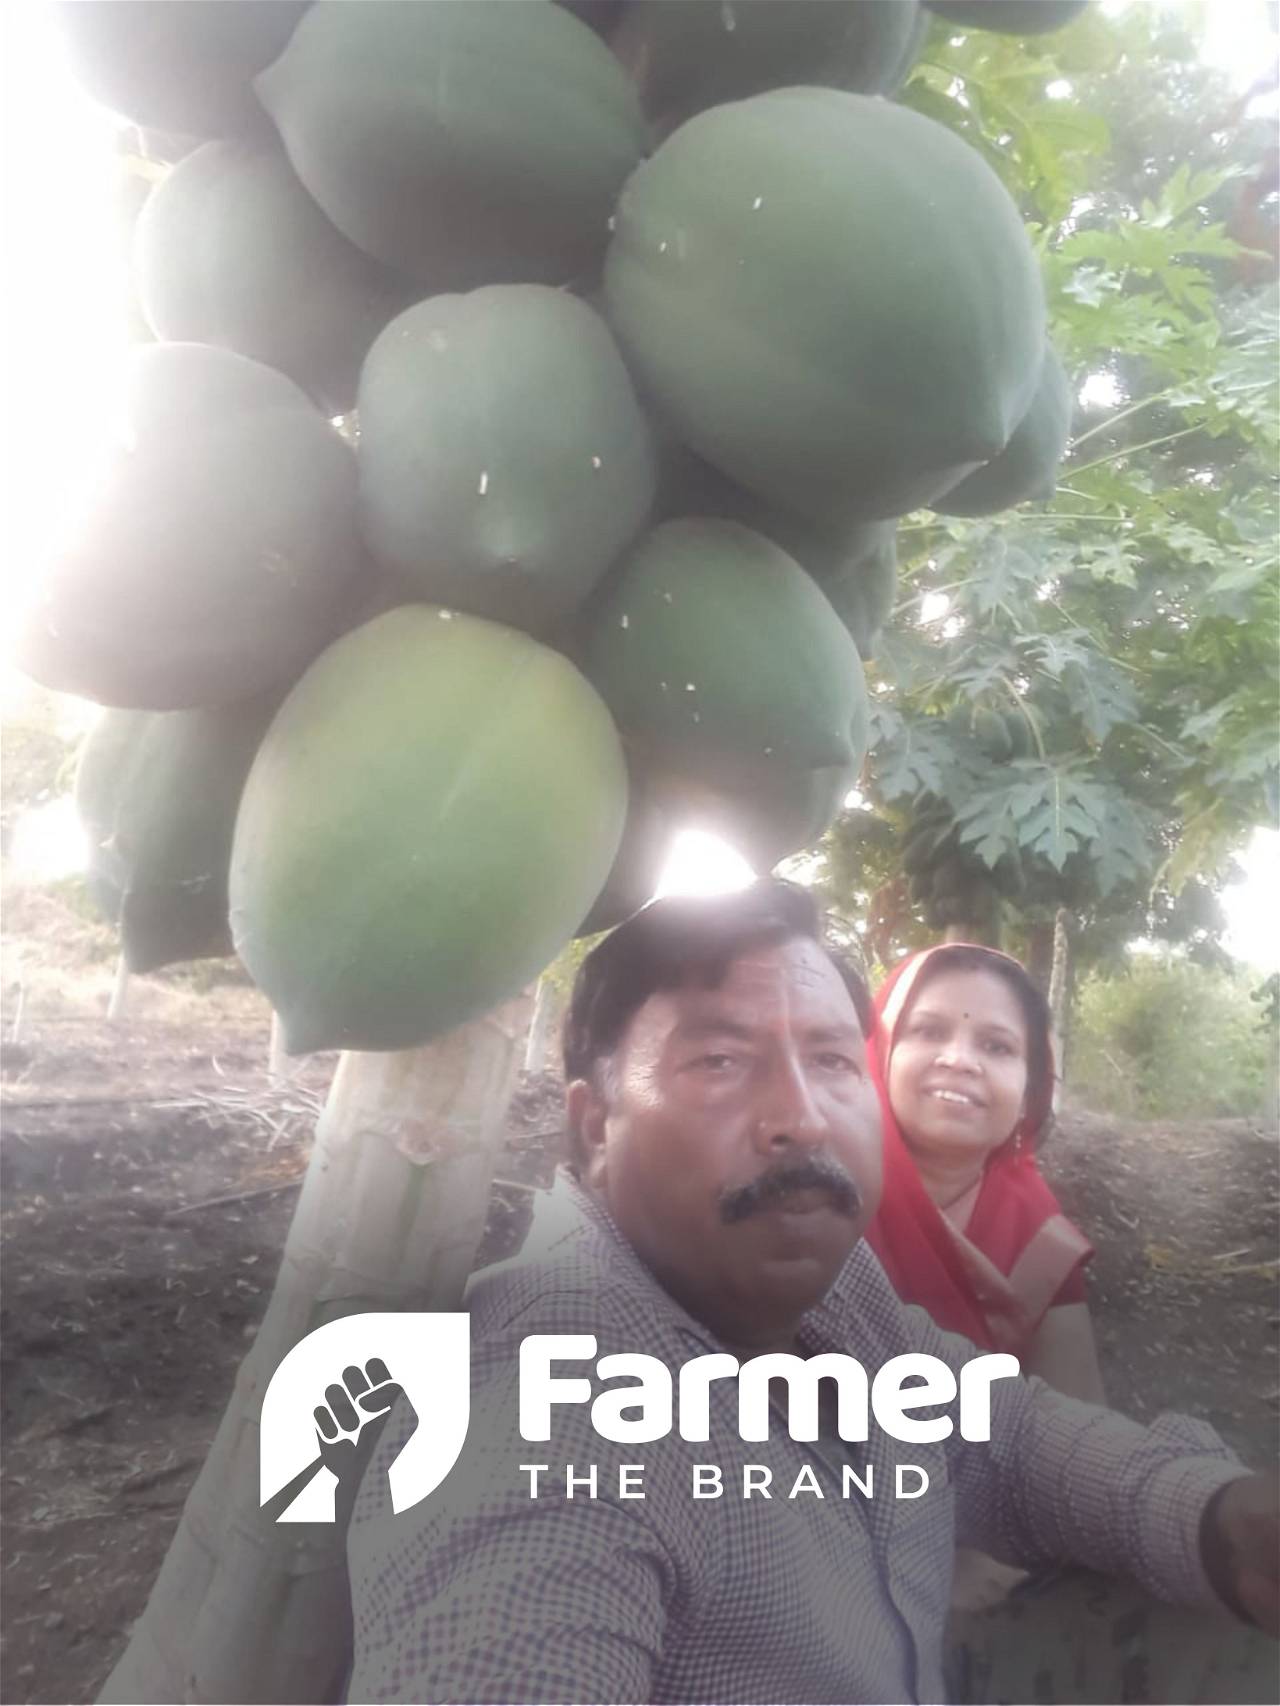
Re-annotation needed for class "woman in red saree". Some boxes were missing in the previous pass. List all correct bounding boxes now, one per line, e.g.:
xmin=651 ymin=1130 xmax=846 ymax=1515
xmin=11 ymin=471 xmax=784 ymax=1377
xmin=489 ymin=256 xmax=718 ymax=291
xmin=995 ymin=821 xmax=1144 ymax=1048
xmin=866 ymin=941 xmax=1104 ymax=1403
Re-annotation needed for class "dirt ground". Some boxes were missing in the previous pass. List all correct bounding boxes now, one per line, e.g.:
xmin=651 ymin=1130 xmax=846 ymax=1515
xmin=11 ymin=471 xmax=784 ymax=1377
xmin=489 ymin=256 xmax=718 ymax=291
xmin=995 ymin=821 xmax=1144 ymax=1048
xmin=1 ymin=887 xmax=1277 ymax=1705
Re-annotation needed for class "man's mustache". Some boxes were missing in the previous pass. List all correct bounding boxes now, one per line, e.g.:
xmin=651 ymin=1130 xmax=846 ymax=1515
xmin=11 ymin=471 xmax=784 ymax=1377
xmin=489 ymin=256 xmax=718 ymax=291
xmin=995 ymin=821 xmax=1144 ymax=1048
xmin=718 ymin=1157 xmax=862 ymax=1225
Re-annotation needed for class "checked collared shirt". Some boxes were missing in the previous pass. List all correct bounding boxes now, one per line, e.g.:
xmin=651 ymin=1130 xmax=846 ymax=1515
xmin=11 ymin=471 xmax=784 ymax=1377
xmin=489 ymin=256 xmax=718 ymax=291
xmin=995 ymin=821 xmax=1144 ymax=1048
xmin=347 ymin=1174 xmax=1244 ymax=1704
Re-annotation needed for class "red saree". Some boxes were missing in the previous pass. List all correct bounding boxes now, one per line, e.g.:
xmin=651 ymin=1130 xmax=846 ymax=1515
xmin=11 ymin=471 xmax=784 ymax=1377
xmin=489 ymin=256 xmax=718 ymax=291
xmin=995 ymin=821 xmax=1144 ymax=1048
xmin=865 ymin=944 xmax=1094 ymax=1356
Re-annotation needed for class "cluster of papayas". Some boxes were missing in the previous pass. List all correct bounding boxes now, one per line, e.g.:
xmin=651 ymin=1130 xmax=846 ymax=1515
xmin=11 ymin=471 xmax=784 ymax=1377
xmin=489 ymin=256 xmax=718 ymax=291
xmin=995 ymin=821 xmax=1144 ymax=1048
xmin=901 ymin=795 xmax=1021 ymax=935
xmin=946 ymin=704 xmax=1036 ymax=762
xmin=41 ymin=0 xmax=1089 ymax=1052
xmin=901 ymin=702 xmax=1039 ymax=931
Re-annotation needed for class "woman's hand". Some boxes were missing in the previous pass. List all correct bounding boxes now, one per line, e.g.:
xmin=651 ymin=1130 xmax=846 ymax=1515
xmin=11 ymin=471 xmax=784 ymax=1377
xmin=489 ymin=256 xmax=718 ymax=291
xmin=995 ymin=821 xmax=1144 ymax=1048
xmin=1023 ymin=1301 xmax=1106 ymax=1405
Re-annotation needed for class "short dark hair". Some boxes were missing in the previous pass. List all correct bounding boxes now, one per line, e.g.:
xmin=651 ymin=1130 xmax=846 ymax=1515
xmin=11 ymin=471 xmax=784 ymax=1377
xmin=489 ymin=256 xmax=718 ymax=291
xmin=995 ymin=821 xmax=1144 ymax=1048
xmin=902 ymin=943 xmax=1054 ymax=1131
xmin=562 ymin=879 xmax=872 ymax=1087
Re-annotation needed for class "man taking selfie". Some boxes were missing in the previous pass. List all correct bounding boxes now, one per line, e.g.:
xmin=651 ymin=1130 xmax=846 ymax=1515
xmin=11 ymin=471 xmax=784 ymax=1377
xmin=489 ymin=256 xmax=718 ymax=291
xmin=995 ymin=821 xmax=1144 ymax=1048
xmin=346 ymin=882 xmax=1278 ymax=1704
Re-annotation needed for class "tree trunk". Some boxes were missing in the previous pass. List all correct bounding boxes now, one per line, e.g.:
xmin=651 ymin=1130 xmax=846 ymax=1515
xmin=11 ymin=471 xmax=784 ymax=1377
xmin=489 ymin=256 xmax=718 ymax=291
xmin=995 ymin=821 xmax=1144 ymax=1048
xmin=943 ymin=907 xmax=1002 ymax=949
xmin=522 ymin=975 xmax=556 ymax=1075
xmin=1024 ymin=920 xmax=1054 ymax=996
xmin=107 ymin=954 xmax=130 ymax=1022
xmin=97 ymin=989 xmax=532 ymax=1706
xmin=1047 ymin=907 xmax=1072 ymax=1115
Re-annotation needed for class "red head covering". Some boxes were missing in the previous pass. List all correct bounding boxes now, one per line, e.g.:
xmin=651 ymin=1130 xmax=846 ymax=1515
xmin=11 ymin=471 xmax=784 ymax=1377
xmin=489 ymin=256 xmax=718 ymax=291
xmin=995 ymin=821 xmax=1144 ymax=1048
xmin=865 ymin=943 xmax=1091 ymax=1353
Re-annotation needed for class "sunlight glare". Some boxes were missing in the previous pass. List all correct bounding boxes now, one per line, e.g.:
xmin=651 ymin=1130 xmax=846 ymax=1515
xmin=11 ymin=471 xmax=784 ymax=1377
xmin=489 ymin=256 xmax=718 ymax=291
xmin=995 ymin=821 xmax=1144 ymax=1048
xmin=2 ymin=3 xmax=134 ymax=660
xmin=920 ymin=592 xmax=951 ymax=624
xmin=7 ymin=796 xmax=90 ymax=886
xmin=652 ymin=829 xmax=756 ymax=901
xmin=1221 ymin=828 xmax=1280 ymax=974
xmin=1078 ymin=371 xmax=1123 ymax=411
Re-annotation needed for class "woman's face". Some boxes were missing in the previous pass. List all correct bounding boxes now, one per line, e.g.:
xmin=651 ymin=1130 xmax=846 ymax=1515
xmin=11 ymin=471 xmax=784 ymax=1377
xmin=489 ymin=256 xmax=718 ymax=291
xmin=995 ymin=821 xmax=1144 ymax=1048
xmin=887 ymin=966 xmax=1031 ymax=1165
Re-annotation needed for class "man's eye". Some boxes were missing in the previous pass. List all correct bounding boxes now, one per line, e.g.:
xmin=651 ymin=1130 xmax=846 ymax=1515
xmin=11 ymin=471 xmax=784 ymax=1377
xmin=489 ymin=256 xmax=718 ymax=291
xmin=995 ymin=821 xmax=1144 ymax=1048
xmin=815 ymin=1052 xmax=859 ymax=1072
xmin=697 ymin=1053 xmax=739 ymax=1071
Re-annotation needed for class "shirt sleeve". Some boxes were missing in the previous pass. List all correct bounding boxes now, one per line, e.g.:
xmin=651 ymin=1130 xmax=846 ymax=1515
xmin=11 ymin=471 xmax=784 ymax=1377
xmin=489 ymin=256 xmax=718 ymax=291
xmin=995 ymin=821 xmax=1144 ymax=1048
xmin=915 ymin=1308 xmax=1251 ymax=1609
xmin=346 ymin=1381 xmax=678 ymax=1705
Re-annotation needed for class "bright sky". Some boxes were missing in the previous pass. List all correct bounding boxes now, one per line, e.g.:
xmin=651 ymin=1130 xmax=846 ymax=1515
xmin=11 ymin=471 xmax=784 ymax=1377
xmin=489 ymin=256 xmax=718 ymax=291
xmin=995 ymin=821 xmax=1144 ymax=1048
xmin=1 ymin=0 xmax=1275 ymax=972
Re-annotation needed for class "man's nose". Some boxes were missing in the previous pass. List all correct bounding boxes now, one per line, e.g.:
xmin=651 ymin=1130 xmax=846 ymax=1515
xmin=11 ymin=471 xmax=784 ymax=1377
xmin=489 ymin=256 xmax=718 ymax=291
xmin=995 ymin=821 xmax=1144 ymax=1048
xmin=753 ymin=1052 xmax=827 ymax=1153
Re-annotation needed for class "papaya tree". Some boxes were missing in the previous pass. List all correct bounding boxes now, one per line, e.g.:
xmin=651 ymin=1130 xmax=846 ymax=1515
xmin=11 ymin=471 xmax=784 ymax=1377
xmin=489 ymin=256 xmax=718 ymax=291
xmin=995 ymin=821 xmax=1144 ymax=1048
xmin=16 ymin=2 xmax=1260 ymax=1701
xmin=812 ymin=1 xmax=1278 ymax=1014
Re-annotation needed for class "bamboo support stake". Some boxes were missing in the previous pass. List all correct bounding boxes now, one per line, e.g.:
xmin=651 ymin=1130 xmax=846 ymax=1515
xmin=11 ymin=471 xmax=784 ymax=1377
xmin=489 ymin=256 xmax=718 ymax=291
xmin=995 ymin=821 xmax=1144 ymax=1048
xmin=97 ymin=988 xmax=532 ymax=1705
xmin=107 ymin=954 xmax=130 ymax=1022
xmin=267 ymin=1011 xmax=297 ymax=1085
xmin=523 ymin=974 xmax=556 ymax=1075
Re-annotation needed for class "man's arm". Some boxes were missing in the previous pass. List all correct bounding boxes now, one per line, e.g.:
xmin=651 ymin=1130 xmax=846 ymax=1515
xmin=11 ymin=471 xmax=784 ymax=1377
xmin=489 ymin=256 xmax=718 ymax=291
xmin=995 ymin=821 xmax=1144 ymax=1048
xmin=348 ymin=1491 xmax=674 ymax=1704
xmin=916 ymin=1308 xmax=1255 ymax=1613
xmin=345 ymin=1375 xmax=678 ymax=1705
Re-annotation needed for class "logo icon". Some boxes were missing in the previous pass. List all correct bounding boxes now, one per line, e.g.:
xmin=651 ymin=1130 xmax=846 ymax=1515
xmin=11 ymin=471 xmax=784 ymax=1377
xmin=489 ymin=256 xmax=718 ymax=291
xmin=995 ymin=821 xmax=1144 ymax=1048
xmin=260 ymin=1313 xmax=470 ymax=1522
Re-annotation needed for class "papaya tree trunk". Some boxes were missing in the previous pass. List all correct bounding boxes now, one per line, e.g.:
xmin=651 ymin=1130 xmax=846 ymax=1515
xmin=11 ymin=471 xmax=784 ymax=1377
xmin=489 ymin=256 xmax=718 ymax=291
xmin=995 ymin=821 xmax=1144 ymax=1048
xmin=943 ymin=910 xmax=1002 ymax=949
xmin=1024 ymin=920 xmax=1054 ymax=996
xmin=97 ymin=989 xmax=532 ymax=1706
xmin=1048 ymin=906 xmax=1072 ymax=1113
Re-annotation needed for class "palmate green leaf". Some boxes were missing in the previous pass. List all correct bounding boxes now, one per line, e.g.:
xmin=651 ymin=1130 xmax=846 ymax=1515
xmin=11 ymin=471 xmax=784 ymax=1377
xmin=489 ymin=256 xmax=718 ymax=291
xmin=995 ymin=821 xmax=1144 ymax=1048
xmin=957 ymin=537 xmax=1043 ymax=618
xmin=1060 ymin=654 xmax=1139 ymax=744
xmin=1021 ymin=782 xmax=1098 ymax=870
xmin=953 ymin=786 xmax=1022 ymax=869
xmin=1092 ymin=795 xmax=1152 ymax=898
xmin=1062 ymin=266 xmax=1122 ymax=309
xmin=1076 ymin=539 xmax=1140 ymax=586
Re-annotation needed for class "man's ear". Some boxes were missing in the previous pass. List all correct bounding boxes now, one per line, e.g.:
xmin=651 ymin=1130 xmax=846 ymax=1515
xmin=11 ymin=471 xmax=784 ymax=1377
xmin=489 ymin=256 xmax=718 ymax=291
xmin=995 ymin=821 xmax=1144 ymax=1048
xmin=566 ymin=1077 xmax=609 ymax=1188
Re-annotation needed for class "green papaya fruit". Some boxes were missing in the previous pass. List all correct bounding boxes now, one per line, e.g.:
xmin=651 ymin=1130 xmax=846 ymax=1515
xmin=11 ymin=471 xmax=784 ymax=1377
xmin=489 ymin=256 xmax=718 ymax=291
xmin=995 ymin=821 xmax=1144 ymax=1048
xmin=229 ymin=606 xmax=628 ymax=1054
xmin=923 ymin=2 xmax=1088 ymax=36
xmin=931 ymin=858 xmax=969 ymax=902
xmin=612 ymin=1 xmax=924 ymax=138
xmin=945 ymin=704 xmax=1012 ymax=760
xmin=357 ymin=288 xmax=656 ymax=634
xmin=555 ymin=0 xmax=626 ymax=37
xmin=135 ymin=140 xmax=413 ymax=414
xmin=901 ymin=820 xmax=946 ymax=876
xmin=813 ymin=524 xmax=899 ymax=660
xmin=56 ymin=1 xmax=306 ymax=138
xmin=255 ymin=1 xmax=646 ymax=287
xmin=933 ymin=344 xmax=1072 ymax=517
xmin=583 ymin=519 xmax=868 ymax=775
xmin=1005 ymin=711 xmax=1034 ymax=758
xmin=604 ymin=89 xmax=1045 ymax=525
xmin=20 ymin=344 xmax=364 ymax=711
xmin=74 ymin=710 xmax=149 ymax=926
xmin=576 ymin=761 xmax=681 ymax=936
xmin=677 ymin=758 xmax=858 ymax=873
xmin=75 ymin=696 xmax=277 ymax=973
xmin=991 ymin=851 xmax=1027 ymax=900
xmin=653 ymin=440 xmax=899 ymax=648
xmin=974 ymin=708 xmax=1016 ymax=762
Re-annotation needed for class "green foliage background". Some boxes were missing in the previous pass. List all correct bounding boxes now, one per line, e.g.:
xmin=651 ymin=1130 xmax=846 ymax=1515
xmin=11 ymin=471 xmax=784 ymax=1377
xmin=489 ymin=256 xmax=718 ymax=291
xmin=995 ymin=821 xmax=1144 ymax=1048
xmin=811 ymin=1 xmax=1278 ymax=961
xmin=1070 ymin=954 xmax=1276 ymax=1118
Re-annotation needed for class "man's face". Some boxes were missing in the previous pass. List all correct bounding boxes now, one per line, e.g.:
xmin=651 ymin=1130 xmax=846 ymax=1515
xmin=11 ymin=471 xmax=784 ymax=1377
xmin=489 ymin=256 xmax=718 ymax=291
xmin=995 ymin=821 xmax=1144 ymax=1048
xmin=568 ymin=936 xmax=883 ymax=1353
